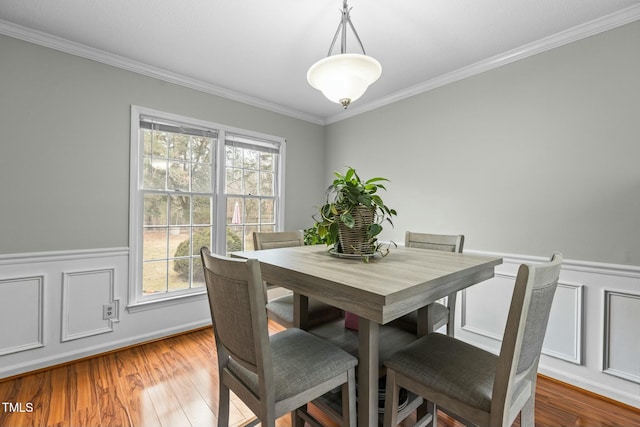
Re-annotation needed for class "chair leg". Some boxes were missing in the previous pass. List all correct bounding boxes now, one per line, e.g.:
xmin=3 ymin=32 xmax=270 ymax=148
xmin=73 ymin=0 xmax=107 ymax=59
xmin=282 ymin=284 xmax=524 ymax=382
xmin=419 ymin=401 xmax=437 ymax=427
xmin=217 ymin=382 xmax=230 ymax=427
xmin=415 ymin=396 xmax=438 ymax=427
xmin=293 ymin=407 xmax=305 ymax=427
xmin=383 ymin=370 xmax=400 ymax=427
xmin=342 ymin=368 xmax=357 ymax=427
xmin=520 ymin=394 xmax=535 ymax=427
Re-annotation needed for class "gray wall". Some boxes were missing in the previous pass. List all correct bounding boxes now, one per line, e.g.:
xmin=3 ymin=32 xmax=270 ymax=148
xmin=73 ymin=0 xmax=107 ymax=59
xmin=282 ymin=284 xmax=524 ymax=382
xmin=325 ymin=21 xmax=640 ymax=266
xmin=0 ymin=34 xmax=326 ymax=254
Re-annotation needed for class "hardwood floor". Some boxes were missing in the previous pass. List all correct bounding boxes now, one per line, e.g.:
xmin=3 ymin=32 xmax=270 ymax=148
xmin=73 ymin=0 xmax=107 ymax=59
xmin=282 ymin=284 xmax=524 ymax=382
xmin=1 ymin=325 xmax=638 ymax=427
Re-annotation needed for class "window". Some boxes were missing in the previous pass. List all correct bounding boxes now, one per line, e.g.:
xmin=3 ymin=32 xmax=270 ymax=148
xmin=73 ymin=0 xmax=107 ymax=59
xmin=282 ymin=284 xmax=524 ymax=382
xmin=129 ymin=106 xmax=285 ymax=309
xmin=224 ymin=134 xmax=280 ymax=252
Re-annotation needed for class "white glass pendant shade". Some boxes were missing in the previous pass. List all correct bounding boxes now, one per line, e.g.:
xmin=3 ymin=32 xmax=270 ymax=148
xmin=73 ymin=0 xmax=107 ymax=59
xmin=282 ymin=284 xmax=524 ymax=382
xmin=307 ymin=53 xmax=382 ymax=108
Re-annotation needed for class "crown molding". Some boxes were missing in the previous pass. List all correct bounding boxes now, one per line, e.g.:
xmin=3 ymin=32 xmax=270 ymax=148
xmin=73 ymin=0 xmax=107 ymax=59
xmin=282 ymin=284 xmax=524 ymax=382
xmin=324 ymin=3 xmax=640 ymax=125
xmin=0 ymin=19 xmax=326 ymax=126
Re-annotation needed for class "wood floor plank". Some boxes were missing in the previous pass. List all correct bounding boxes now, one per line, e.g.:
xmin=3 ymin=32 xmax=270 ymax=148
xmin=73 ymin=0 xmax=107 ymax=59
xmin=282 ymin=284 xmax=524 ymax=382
xmin=121 ymin=346 xmax=163 ymax=427
xmin=161 ymin=348 xmax=217 ymax=427
xmin=137 ymin=342 xmax=193 ymax=427
xmin=1 ymin=326 xmax=638 ymax=427
xmin=6 ymin=373 xmax=45 ymax=427
xmin=93 ymin=354 xmax=133 ymax=427
xmin=46 ymin=367 xmax=70 ymax=427
xmin=0 ymin=378 xmax=21 ymax=427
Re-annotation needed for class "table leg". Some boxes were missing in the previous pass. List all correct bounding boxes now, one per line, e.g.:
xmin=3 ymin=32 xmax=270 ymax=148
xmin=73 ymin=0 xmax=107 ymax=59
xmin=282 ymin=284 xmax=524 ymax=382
xmin=358 ymin=318 xmax=379 ymax=427
xmin=416 ymin=304 xmax=435 ymax=337
xmin=293 ymin=293 xmax=309 ymax=330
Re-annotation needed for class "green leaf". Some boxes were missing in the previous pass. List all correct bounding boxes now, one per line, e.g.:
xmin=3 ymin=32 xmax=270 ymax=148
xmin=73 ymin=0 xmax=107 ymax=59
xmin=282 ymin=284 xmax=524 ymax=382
xmin=371 ymin=195 xmax=383 ymax=207
xmin=368 ymin=223 xmax=383 ymax=238
xmin=364 ymin=177 xmax=389 ymax=184
xmin=358 ymin=194 xmax=372 ymax=206
xmin=345 ymin=167 xmax=355 ymax=182
xmin=341 ymin=213 xmax=355 ymax=228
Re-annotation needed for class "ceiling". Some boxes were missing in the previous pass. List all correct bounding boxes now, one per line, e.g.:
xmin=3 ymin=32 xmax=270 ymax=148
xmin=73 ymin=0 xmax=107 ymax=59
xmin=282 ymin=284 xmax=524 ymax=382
xmin=1 ymin=1 xmax=640 ymax=124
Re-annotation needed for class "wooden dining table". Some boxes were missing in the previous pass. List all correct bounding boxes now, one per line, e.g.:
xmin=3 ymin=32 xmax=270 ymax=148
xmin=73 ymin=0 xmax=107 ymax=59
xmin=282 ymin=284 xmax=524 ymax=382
xmin=231 ymin=244 xmax=502 ymax=427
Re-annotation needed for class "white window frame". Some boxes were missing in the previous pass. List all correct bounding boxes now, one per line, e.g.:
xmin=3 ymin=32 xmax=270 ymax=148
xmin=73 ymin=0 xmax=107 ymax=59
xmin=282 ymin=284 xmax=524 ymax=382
xmin=128 ymin=105 xmax=285 ymax=312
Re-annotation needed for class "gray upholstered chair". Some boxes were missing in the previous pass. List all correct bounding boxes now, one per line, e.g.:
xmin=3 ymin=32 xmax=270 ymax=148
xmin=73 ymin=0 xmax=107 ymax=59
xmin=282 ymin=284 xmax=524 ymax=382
xmin=390 ymin=232 xmax=465 ymax=336
xmin=200 ymin=247 xmax=358 ymax=427
xmin=253 ymin=231 xmax=343 ymax=329
xmin=382 ymin=253 xmax=562 ymax=427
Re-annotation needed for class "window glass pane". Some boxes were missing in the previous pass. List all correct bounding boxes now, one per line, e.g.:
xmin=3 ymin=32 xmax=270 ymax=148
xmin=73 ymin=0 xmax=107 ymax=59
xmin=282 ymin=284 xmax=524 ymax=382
xmin=168 ymin=260 xmax=189 ymax=291
xmin=143 ymin=260 xmax=167 ymax=295
xmin=259 ymin=172 xmax=274 ymax=196
xmin=154 ymin=132 xmax=169 ymax=157
xmin=144 ymin=194 xmax=168 ymax=226
xmin=169 ymin=226 xmax=190 ymax=259
xmin=244 ymin=225 xmax=258 ymax=251
xmin=227 ymin=198 xmax=243 ymax=225
xmin=192 ymin=258 xmax=205 ymax=288
xmin=260 ymin=224 xmax=275 ymax=233
xmin=169 ymin=133 xmax=189 ymax=161
xmin=261 ymin=199 xmax=275 ymax=224
xmin=143 ymin=227 xmax=167 ymax=260
xmin=226 ymin=226 xmax=243 ymax=252
xmin=190 ymin=227 xmax=211 ymax=256
xmin=142 ymin=129 xmax=152 ymax=156
xmin=260 ymin=152 xmax=274 ymax=171
xmin=243 ymin=170 xmax=258 ymax=195
xmin=143 ymin=130 xmax=169 ymax=158
xmin=191 ymin=137 xmax=212 ymax=163
xmin=226 ymin=145 xmax=241 ymax=168
xmin=193 ymin=197 xmax=211 ymax=225
xmin=243 ymin=149 xmax=258 ymax=170
xmin=245 ymin=198 xmax=259 ymax=224
xmin=168 ymin=162 xmax=189 ymax=191
xmin=144 ymin=158 xmax=167 ymax=190
xmin=226 ymin=168 xmax=242 ymax=194
xmin=191 ymin=162 xmax=211 ymax=193
xmin=169 ymin=195 xmax=191 ymax=226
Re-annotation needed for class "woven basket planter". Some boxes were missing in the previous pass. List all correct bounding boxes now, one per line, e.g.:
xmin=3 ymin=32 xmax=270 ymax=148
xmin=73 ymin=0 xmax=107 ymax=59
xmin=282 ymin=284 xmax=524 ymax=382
xmin=337 ymin=206 xmax=375 ymax=254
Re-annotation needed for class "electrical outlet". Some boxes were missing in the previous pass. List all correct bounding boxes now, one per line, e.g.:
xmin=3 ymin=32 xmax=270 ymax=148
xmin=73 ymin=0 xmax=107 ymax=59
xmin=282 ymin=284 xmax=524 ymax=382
xmin=103 ymin=303 xmax=117 ymax=320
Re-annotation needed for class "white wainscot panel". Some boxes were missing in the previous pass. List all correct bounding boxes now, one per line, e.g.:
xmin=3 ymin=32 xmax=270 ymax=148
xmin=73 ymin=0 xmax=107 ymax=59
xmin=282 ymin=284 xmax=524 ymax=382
xmin=0 ymin=276 xmax=44 ymax=355
xmin=61 ymin=269 xmax=118 ymax=342
xmin=462 ymin=273 xmax=583 ymax=364
xmin=541 ymin=282 xmax=583 ymax=364
xmin=603 ymin=290 xmax=640 ymax=383
xmin=461 ymin=273 xmax=512 ymax=340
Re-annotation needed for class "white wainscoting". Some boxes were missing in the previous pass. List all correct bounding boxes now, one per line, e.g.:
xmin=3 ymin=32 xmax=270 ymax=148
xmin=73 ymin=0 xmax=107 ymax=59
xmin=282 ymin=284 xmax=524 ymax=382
xmin=0 ymin=276 xmax=44 ymax=356
xmin=461 ymin=272 xmax=583 ymax=364
xmin=603 ymin=290 xmax=640 ymax=384
xmin=459 ymin=250 xmax=640 ymax=408
xmin=0 ymin=248 xmax=211 ymax=379
xmin=61 ymin=268 xmax=118 ymax=342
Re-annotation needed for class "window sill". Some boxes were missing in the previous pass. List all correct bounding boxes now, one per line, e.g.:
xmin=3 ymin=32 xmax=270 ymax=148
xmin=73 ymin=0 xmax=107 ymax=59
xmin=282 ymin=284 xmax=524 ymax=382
xmin=126 ymin=290 xmax=208 ymax=314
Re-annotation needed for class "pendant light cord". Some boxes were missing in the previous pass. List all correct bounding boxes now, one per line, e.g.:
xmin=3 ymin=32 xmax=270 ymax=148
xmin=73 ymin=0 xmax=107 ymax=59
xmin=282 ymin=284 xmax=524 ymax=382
xmin=326 ymin=0 xmax=367 ymax=56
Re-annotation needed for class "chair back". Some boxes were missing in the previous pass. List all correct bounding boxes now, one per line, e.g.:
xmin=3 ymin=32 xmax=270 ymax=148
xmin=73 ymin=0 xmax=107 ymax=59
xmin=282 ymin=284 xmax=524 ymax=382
xmin=492 ymin=253 xmax=562 ymax=425
xmin=253 ymin=230 xmax=304 ymax=250
xmin=405 ymin=231 xmax=464 ymax=253
xmin=200 ymin=247 xmax=271 ymax=375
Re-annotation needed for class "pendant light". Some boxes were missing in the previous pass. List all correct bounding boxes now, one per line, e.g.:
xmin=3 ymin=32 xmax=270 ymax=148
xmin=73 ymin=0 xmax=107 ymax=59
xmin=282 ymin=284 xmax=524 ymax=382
xmin=307 ymin=0 xmax=382 ymax=109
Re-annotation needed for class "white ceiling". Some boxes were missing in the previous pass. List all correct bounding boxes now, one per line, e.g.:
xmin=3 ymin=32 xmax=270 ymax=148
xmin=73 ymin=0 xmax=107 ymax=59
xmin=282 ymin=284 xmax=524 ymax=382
xmin=1 ymin=0 xmax=640 ymax=124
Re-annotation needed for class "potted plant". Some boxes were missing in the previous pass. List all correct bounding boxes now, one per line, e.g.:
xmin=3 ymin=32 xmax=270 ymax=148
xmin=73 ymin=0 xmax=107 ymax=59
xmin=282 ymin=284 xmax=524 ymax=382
xmin=313 ymin=167 xmax=397 ymax=257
